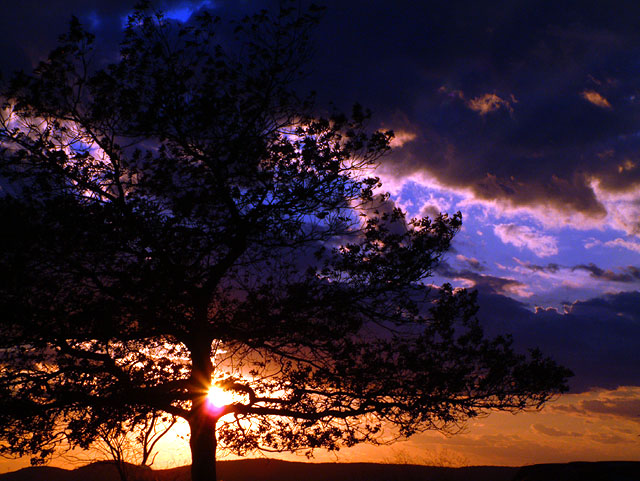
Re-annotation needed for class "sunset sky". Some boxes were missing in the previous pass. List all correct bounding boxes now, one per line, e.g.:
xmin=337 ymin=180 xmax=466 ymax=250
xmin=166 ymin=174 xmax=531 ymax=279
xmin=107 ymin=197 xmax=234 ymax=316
xmin=1 ymin=0 xmax=639 ymax=470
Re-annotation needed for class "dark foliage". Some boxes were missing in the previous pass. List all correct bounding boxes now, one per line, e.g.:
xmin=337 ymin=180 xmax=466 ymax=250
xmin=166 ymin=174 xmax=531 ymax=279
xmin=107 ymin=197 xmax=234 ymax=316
xmin=0 ymin=2 xmax=571 ymax=481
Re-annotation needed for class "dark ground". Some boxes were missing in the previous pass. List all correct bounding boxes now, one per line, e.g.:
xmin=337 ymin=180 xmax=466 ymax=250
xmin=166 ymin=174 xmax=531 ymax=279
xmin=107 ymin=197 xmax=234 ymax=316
xmin=1 ymin=459 xmax=638 ymax=481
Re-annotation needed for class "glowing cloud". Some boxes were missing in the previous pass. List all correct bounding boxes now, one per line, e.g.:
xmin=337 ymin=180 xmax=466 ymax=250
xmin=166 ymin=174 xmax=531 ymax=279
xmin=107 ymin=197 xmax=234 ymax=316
xmin=581 ymin=90 xmax=612 ymax=109
xmin=467 ymin=93 xmax=514 ymax=116
xmin=438 ymin=87 xmax=515 ymax=116
xmin=389 ymin=129 xmax=417 ymax=149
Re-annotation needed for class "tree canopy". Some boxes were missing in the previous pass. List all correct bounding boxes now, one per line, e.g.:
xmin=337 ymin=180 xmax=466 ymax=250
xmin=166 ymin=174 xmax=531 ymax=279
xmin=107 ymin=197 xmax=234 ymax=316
xmin=0 ymin=3 xmax=571 ymax=481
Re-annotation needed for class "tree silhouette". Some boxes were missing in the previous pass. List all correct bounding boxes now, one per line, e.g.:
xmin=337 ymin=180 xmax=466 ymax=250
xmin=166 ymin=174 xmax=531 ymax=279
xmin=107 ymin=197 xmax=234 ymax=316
xmin=0 ymin=3 xmax=571 ymax=481
xmin=67 ymin=411 xmax=177 ymax=481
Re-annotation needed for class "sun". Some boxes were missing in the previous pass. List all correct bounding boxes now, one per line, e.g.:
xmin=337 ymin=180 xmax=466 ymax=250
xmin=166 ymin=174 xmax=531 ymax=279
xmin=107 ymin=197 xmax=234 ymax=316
xmin=206 ymin=385 xmax=236 ymax=409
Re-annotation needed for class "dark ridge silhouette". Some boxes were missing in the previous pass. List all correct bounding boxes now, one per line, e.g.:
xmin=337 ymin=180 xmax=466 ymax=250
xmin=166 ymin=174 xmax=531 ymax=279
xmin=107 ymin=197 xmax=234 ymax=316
xmin=512 ymin=461 xmax=640 ymax=481
xmin=0 ymin=466 xmax=71 ymax=481
xmin=0 ymin=459 xmax=517 ymax=481
xmin=215 ymin=459 xmax=518 ymax=481
xmin=4 ymin=460 xmax=640 ymax=481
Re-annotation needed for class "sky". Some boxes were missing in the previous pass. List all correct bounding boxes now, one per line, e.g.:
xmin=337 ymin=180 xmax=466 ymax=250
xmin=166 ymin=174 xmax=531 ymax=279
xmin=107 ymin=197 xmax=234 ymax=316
xmin=1 ymin=0 xmax=639 ymax=470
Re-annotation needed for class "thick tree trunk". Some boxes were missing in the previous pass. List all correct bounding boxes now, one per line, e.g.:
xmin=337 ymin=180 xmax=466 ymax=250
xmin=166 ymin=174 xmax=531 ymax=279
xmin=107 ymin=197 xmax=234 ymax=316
xmin=188 ymin=329 xmax=217 ymax=481
xmin=189 ymin=401 xmax=218 ymax=481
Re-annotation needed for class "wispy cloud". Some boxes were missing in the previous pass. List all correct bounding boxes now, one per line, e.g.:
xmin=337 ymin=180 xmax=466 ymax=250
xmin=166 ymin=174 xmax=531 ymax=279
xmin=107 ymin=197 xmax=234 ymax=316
xmin=514 ymin=258 xmax=562 ymax=274
xmin=437 ymin=261 xmax=531 ymax=297
xmin=515 ymin=258 xmax=640 ymax=284
xmin=586 ymin=237 xmax=640 ymax=253
xmin=494 ymin=224 xmax=559 ymax=257
xmin=573 ymin=263 xmax=640 ymax=283
xmin=438 ymin=87 xmax=515 ymax=116
xmin=531 ymin=424 xmax=582 ymax=438
xmin=455 ymin=254 xmax=485 ymax=271
xmin=467 ymin=93 xmax=515 ymax=116
xmin=389 ymin=129 xmax=417 ymax=149
xmin=581 ymin=90 xmax=612 ymax=109
xmin=552 ymin=386 xmax=640 ymax=423
xmin=604 ymin=238 xmax=640 ymax=253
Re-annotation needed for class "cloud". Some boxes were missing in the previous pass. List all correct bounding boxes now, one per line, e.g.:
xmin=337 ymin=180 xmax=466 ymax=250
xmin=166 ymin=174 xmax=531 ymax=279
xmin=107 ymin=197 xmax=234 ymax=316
xmin=584 ymin=238 xmax=602 ymax=249
xmin=493 ymin=224 xmax=559 ymax=257
xmin=589 ymin=180 xmax=640 ymax=235
xmin=584 ymin=237 xmax=640 ymax=253
xmin=514 ymin=259 xmax=562 ymax=274
xmin=552 ymin=387 xmax=640 ymax=424
xmin=590 ymin=433 xmax=630 ymax=444
xmin=573 ymin=263 xmax=640 ymax=283
xmin=358 ymin=194 xmax=409 ymax=237
xmin=438 ymin=87 xmax=516 ymax=116
xmin=581 ymin=90 xmax=613 ymax=109
xmin=604 ymin=238 xmax=640 ymax=253
xmin=408 ymin=190 xmax=454 ymax=221
xmin=389 ymin=129 xmax=417 ymax=149
xmin=531 ymin=424 xmax=582 ymax=438
xmin=475 ymin=290 xmax=640 ymax=392
xmin=6 ymin=0 xmax=640 ymax=234
xmin=455 ymin=254 xmax=484 ymax=271
xmin=437 ymin=261 xmax=531 ymax=297
xmin=298 ymin=2 xmax=640 ymax=231
xmin=617 ymin=159 xmax=636 ymax=173
xmin=467 ymin=93 xmax=515 ymax=116
xmin=582 ymin=398 xmax=640 ymax=421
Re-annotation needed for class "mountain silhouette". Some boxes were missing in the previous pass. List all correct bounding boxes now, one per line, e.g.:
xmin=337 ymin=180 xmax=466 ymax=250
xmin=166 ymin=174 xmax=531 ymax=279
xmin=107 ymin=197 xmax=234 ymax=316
xmin=1 ymin=459 xmax=638 ymax=481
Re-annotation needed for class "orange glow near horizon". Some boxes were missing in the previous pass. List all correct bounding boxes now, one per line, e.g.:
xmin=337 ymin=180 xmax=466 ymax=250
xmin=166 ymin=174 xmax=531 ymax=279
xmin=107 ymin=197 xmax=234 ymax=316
xmin=2 ymin=386 xmax=640 ymax=474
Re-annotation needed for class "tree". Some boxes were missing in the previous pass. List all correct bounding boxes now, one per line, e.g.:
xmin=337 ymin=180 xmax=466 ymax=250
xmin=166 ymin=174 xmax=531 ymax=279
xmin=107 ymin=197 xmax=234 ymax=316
xmin=65 ymin=411 xmax=177 ymax=481
xmin=0 ymin=3 xmax=572 ymax=481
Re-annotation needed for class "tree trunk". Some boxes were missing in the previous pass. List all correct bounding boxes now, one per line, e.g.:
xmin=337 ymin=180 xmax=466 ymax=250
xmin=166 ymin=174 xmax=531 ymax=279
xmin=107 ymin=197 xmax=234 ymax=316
xmin=189 ymin=401 xmax=218 ymax=481
xmin=188 ymin=314 xmax=217 ymax=481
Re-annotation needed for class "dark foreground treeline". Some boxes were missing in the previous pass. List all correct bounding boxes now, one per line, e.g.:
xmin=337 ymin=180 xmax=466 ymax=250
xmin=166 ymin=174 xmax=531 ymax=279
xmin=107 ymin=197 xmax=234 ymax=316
xmin=1 ymin=459 xmax=639 ymax=481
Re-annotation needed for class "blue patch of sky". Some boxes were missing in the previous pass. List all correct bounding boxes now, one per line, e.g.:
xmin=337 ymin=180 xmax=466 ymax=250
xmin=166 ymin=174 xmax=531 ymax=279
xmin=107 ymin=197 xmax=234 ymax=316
xmin=394 ymin=179 xmax=640 ymax=308
xmin=558 ymin=228 xmax=637 ymax=268
xmin=120 ymin=1 xmax=215 ymax=29
xmin=164 ymin=1 xmax=215 ymax=22
xmin=68 ymin=139 xmax=93 ymax=155
xmin=83 ymin=11 xmax=101 ymax=30
xmin=397 ymin=179 xmax=639 ymax=268
xmin=394 ymin=180 xmax=462 ymax=218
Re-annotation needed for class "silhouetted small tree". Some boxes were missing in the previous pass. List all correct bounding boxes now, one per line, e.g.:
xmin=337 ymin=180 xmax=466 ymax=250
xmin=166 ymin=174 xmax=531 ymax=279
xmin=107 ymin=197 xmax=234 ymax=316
xmin=89 ymin=412 xmax=177 ymax=481
xmin=0 ymin=3 xmax=571 ymax=481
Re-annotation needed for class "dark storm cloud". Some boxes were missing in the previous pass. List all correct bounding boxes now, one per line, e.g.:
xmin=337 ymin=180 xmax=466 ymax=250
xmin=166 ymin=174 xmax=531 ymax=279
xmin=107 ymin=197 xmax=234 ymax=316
xmin=517 ymin=261 xmax=562 ymax=274
xmin=0 ymin=1 xmax=130 ymax=72
xmin=437 ymin=261 xmax=528 ymax=297
xmin=517 ymin=259 xmax=640 ymax=283
xmin=573 ymin=264 xmax=640 ymax=283
xmin=0 ymin=1 xmax=220 ymax=74
xmin=475 ymin=289 xmax=640 ymax=393
xmin=9 ymin=0 xmax=640 ymax=227
xmin=298 ymin=0 xmax=640 ymax=223
xmin=434 ymin=259 xmax=639 ymax=390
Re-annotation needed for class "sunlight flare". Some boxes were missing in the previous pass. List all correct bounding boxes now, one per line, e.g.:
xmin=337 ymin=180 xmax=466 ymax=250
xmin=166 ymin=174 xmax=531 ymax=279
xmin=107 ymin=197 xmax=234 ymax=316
xmin=206 ymin=385 xmax=236 ymax=409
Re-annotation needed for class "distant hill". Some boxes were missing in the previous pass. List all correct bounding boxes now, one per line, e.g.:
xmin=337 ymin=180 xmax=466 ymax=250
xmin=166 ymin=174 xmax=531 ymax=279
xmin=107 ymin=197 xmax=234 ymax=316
xmin=2 ymin=459 xmax=639 ymax=481
xmin=512 ymin=461 xmax=640 ymax=481
xmin=216 ymin=459 xmax=517 ymax=481
xmin=0 ymin=460 xmax=517 ymax=481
